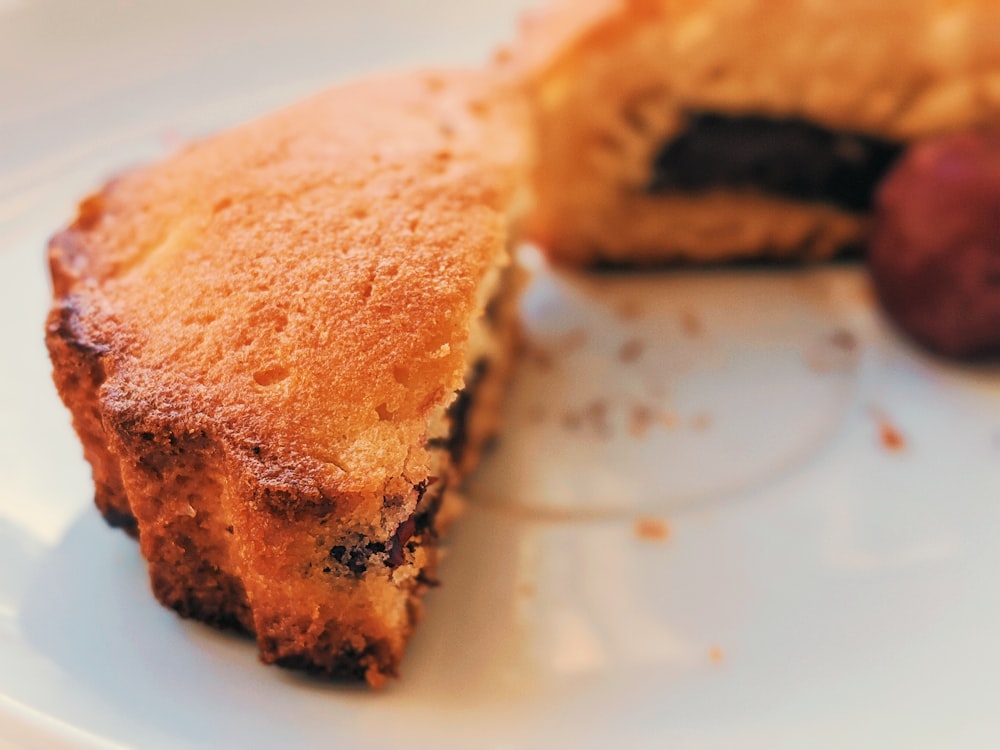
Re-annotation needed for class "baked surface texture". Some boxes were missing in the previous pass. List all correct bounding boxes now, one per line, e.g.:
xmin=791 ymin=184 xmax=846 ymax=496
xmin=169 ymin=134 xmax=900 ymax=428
xmin=512 ymin=0 xmax=1000 ymax=265
xmin=46 ymin=69 xmax=526 ymax=686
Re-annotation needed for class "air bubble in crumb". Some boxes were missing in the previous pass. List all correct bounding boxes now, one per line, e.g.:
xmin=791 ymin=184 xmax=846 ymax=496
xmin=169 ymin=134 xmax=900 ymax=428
xmin=253 ymin=365 xmax=289 ymax=386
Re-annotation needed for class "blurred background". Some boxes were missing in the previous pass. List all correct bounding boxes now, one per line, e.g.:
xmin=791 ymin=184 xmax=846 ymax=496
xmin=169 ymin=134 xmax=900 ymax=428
xmin=0 ymin=0 xmax=535 ymax=177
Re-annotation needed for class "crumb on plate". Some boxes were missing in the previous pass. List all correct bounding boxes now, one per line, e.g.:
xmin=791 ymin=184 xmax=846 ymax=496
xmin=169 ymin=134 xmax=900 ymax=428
xmin=634 ymin=517 xmax=670 ymax=542
xmin=618 ymin=337 xmax=645 ymax=364
xmin=872 ymin=408 xmax=906 ymax=452
xmin=680 ymin=310 xmax=703 ymax=337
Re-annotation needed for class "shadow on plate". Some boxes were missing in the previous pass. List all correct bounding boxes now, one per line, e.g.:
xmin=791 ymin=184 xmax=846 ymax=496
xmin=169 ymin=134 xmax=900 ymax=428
xmin=16 ymin=501 xmax=710 ymax=724
xmin=17 ymin=510 xmax=366 ymax=746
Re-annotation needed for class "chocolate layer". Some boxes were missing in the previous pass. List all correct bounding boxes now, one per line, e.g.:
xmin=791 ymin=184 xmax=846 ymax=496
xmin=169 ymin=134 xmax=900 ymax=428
xmin=649 ymin=112 xmax=902 ymax=212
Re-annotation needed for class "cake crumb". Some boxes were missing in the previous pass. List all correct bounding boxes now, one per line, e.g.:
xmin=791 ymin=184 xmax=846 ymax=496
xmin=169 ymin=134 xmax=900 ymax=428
xmin=618 ymin=337 xmax=645 ymax=364
xmin=582 ymin=399 xmax=611 ymax=438
xmin=629 ymin=404 xmax=677 ymax=436
xmin=872 ymin=409 xmax=906 ymax=452
xmin=709 ymin=646 xmax=724 ymax=664
xmin=634 ymin=517 xmax=670 ymax=542
xmin=520 ymin=330 xmax=587 ymax=369
xmin=629 ymin=404 xmax=654 ymax=438
xmin=658 ymin=410 xmax=679 ymax=429
xmin=680 ymin=310 xmax=703 ymax=337
xmin=562 ymin=399 xmax=612 ymax=438
xmin=880 ymin=422 xmax=906 ymax=452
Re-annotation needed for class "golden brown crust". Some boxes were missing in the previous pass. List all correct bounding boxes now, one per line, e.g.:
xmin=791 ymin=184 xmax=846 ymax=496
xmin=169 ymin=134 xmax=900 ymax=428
xmin=46 ymin=296 xmax=136 ymax=534
xmin=51 ymin=70 xmax=525 ymax=501
xmin=511 ymin=0 xmax=1000 ymax=264
xmin=46 ymin=69 xmax=527 ymax=685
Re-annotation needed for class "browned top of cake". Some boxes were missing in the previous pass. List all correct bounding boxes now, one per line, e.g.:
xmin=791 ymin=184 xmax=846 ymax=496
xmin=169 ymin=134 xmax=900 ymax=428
xmin=510 ymin=0 xmax=1000 ymax=137
xmin=48 ymin=69 xmax=527 ymax=510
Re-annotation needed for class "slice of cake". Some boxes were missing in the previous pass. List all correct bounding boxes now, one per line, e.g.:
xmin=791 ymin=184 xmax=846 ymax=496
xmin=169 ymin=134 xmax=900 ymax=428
xmin=45 ymin=69 xmax=528 ymax=686
xmin=512 ymin=0 xmax=1000 ymax=266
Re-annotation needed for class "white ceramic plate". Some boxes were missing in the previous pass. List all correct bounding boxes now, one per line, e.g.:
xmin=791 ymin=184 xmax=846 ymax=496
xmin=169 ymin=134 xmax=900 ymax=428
xmin=3 ymin=2 xmax=1000 ymax=748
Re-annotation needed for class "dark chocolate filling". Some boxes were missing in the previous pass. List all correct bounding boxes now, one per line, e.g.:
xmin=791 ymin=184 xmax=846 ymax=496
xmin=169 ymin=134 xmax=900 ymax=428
xmin=425 ymin=356 xmax=489 ymax=465
xmin=324 ymin=483 xmax=440 ymax=579
xmin=325 ymin=356 xmax=491 ymax=580
xmin=649 ymin=112 xmax=903 ymax=212
xmin=102 ymin=505 xmax=139 ymax=535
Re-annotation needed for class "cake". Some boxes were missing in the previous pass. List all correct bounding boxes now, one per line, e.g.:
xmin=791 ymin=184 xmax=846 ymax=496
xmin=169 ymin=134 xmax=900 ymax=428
xmin=45 ymin=0 xmax=1000 ymax=689
xmin=45 ymin=69 xmax=528 ymax=686
xmin=512 ymin=0 xmax=1000 ymax=266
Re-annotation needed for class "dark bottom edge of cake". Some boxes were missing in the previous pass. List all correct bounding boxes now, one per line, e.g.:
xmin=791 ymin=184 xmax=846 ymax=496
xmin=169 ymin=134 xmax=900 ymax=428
xmin=94 ymin=360 xmax=484 ymax=685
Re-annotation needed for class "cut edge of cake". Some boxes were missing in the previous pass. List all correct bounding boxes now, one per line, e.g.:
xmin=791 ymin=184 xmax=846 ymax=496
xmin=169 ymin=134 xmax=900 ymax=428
xmin=45 ymin=68 xmax=531 ymax=686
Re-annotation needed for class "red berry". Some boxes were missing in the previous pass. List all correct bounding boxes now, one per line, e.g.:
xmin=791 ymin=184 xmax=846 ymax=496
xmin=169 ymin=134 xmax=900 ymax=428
xmin=868 ymin=131 xmax=1000 ymax=359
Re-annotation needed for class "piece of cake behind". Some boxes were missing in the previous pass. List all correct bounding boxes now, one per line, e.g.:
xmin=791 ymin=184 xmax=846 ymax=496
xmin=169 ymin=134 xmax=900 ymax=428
xmin=46 ymin=69 xmax=528 ymax=686
xmin=511 ymin=0 xmax=1000 ymax=266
